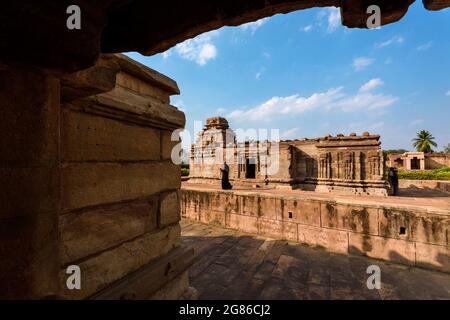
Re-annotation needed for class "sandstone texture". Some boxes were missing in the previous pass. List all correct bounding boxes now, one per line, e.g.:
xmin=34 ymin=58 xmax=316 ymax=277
xmin=0 ymin=54 xmax=191 ymax=299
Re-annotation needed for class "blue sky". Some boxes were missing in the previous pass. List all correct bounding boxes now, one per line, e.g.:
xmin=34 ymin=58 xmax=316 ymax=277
xmin=126 ymin=2 xmax=450 ymax=151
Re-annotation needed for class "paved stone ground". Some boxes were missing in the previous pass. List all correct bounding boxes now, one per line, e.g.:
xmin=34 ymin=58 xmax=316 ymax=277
xmin=182 ymin=183 xmax=450 ymax=211
xmin=181 ymin=219 xmax=450 ymax=300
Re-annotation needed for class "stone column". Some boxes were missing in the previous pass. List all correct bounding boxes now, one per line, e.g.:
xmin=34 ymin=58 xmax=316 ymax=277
xmin=0 ymin=66 xmax=60 ymax=299
xmin=406 ymin=158 xmax=412 ymax=170
xmin=354 ymin=152 xmax=361 ymax=180
xmin=420 ymin=158 xmax=425 ymax=170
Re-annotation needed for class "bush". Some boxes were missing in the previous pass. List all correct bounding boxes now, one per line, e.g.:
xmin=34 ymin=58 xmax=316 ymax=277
xmin=434 ymin=166 xmax=450 ymax=173
xmin=181 ymin=168 xmax=189 ymax=176
xmin=397 ymin=167 xmax=450 ymax=181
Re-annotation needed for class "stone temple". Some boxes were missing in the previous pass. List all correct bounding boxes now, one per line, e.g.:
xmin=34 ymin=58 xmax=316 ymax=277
xmin=189 ymin=117 xmax=388 ymax=196
xmin=1 ymin=0 xmax=449 ymax=300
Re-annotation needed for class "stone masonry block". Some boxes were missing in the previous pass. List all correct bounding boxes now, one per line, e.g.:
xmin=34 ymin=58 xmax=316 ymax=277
xmin=321 ymin=203 xmax=379 ymax=235
xmin=297 ymin=224 xmax=349 ymax=254
xmin=60 ymin=197 xmax=158 ymax=265
xmin=349 ymin=233 xmax=415 ymax=266
xmin=226 ymin=213 xmax=258 ymax=234
xmin=62 ymin=109 xmax=161 ymax=162
xmin=415 ymin=242 xmax=450 ymax=273
xmin=62 ymin=161 xmax=180 ymax=210
xmin=59 ymin=224 xmax=181 ymax=299
xmin=258 ymin=218 xmax=297 ymax=242
xmin=159 ymin=191 xmax=181 ymax=227
xmin=161 ymin=130 xmax=180 ymax=161
xmin=280 ymin=199 xmax=321 ymax=226
xmin=380 ymin=208 xmax=449 ymax=246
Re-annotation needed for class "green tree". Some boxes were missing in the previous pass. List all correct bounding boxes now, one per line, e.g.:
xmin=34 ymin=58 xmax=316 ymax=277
xmin=412 ymin=130 xmax=437 ymax=153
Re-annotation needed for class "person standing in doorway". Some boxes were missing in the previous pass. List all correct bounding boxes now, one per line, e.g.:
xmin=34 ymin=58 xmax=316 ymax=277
xmin=220 ymin=161 xmax=233 ymax=190
xmin=389 ymin=167 xmax=399 ymax=196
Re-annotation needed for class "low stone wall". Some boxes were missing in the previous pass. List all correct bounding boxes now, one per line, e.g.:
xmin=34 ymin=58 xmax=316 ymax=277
xmin=399 ymin=180 xmax=450 ymax=193
xmin=181 ymin=188 xmax=450 ymax=273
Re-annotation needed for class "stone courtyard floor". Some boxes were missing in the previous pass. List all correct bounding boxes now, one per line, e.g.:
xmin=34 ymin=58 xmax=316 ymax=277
xmin=181 ymin=219 xmax=450 ymax=300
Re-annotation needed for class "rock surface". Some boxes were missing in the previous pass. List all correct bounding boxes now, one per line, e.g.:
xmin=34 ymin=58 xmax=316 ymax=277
xmin=0 ymin=1 xmax=449 ymax=72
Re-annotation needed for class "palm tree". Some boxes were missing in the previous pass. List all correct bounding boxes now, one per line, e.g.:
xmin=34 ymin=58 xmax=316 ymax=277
xmin=412 ymin=130 xmax=437 ymax=153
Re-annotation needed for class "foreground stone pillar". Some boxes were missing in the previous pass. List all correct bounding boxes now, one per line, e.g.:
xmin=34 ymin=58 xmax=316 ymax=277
xmin=58 ymin=54 xmax=192 ymax=299
xmin=0 ymin=55 xmax=192 ymax=300
xmin=0 ymin=66 xmax=60 ymax=299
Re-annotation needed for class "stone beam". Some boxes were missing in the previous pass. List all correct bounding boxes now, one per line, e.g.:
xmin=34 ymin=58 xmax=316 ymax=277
xmin=423 ymin=0 xmax=450 ymax=10
xmin=101 ymin=0 xmax=339 ymax=54
xmin=61 ymin=54 xmax=120 ymax=102
xmin=341 ymin=0 xmax=415 ymax=28
xmin=1 ymin=1 xmax=449 ymax=72
xmin=0 ymin=1 xmax=130 ymax=73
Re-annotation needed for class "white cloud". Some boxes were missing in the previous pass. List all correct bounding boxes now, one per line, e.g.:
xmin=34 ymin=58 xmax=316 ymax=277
xmin=352 ymin=57 xmax=375 ymax=71
xmin=446 ymin=90 xmax=450 ymax=96
xmin=409 ymin=119 xmax=424 ymax=127
xmin=375 ymin=36 xmax=404 ymax=48
xmin=240 ymin=18 xmax=269 ymax=34
xmin=228 ymin=80 xmax=398 ymax=121
xmin=175 ymin=30 xmax=219 ymax=65
xmin=172 ymin=99 xmax=186 ymax=112
xmin=255 ymin=67 xmax=266 ymax=80
xmin=359 ymin=78 xmax=384 ymax=92
xmin=263 ymin=52 xmax=271 ymax=59
xmin=281 ymin=128 xmax=301 ymax=140
xmin=335 ymin=92 xmax=398 ymax=112
xmin=327 ymin=8 xmax=341 ymax=33
xmin=162 ymin=50 xmax=171 ymax=59
xmin=316 ymin=8 xmax=341 ymax=33
xmin=417 ymin=41 xmax=433 ymax=51
xmin=228 ymin=88 xmax=345 ymax=121
xmin=302 ymin=25 xmax=313 ymax=32
xmin=215 ymin=108 xmax=227 ymax=116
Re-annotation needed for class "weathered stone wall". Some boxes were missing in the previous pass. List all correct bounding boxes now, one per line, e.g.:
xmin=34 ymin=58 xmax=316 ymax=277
xmin=190 ymin=118 xmax=387 ymax=195
xmin=292 ymin=140 xmax=319 ymax=181
xmin=304 ymin=133 xmax=387 ymax=196
xmin=181 ymin=188 xmax=450 ymax=273
xmin=425 ymin=154 xmax=450 ymax=169
xmin=57 ymin=55 xmax=188 ymax=299
xmin=399 ymin=180 xmax=450 ymax=194
xmin=388 ymin=152 xmax=450 ymax=171
xmin=0 ymin=54 xmax=191 ymax=299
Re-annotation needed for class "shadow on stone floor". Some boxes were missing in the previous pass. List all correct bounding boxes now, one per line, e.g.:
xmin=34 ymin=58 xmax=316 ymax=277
xmin=181 ymin=221 xmax=450 ymax=300
xmin=396 ymin=187 xmax=450 ymax=198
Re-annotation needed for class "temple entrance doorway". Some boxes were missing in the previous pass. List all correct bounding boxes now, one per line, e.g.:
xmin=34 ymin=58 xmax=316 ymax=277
xmin=246 ymin=158 xmax=256 ymax=179
xmin=395 ymin=158 xmax=404 ymax=169
xmin=411 ymin=157 xmax=420 ymax=170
